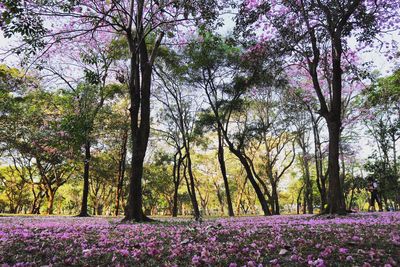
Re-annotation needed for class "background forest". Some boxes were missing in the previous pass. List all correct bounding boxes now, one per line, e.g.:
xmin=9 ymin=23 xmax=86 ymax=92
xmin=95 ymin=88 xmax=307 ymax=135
xmin=0 ymin=0 xmax=399 ymax=218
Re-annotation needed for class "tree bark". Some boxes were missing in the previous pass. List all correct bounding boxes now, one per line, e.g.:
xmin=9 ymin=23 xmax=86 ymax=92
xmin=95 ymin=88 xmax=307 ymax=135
xmin=123 ymin=17 xmax=164 ymax=221
xmin=324 ymin=35 xmax=346 ymax=214
xmin=231 ymin=148 xmax=271 ymax=216
xmin=271 ymin=181 xmax=279 ymax=215
xmin=185 ymin=152 xmax=201 ymax=220
xmin=78 ymin=140 xmax=91 ymax=217
xmin=172 ymin=151 xmax=184 ymax=217
xmin=326 ymin=119 xmax=346 ymax=214
xmin=47 ymin=190 xmax=55 ymax=215
xmin=115 ymin=127 xmax=128 ymax=216
xmin=297 ymin=186 xmax=304 ymax=215
xmin=309 ymin=110 xmax=327 ymax=211
xmin=300 ymin=140 xmax=313 ymax=214
xmin=217 ymin=127 xmax=234 ymax=216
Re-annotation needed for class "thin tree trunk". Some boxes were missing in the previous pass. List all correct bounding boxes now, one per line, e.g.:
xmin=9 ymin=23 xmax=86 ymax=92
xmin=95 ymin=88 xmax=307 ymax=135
xmin=115 ymin=128 xmax=128 ymax=216
xmin=302 ymin=150 xmax=313 ymax=214
xmin=217 ymin=127 xmax=234 ymax=216
xmin=172 ymin=152 xmax=184 ymax=217
xmin=172 ymin=180 xmax=180 ymax=217
xmin=232 ymin=149 xmax=271 ymax=216
xmin=47 ymin=190 xmax=55 ymax=215
xmin=348 ymin=188 xmax=355 ymax=211
xmin=78 ymin=140 xmax=91 ymax=217
xmin=185 ymin=152 xmax=201 ymax=220
xmin=310 ymin=113 xmax=327 ymax=211
xmin=297 ymin=186 xmax=304 ymax=214
xmin=235 ymin=176 xmax=248 ymax=215
xmin=214 ymin=182 xmax=225 ymax=214
xmin=392 ymin=133 xmax=398 ymax=176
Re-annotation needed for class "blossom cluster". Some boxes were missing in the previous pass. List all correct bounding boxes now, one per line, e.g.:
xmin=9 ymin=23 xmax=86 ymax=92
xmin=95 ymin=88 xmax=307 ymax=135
xmin=0 ymin=212 xmax=399 ymax=266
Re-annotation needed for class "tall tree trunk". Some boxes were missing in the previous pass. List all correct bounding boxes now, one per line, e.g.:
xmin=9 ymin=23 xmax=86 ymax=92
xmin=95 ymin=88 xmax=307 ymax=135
xmin=310 ymin=113 xmax=327 ymax=211
xmin=217 ymin=128 xmax=234 ymax=216
xmin=172 ymin=151 xmax=183 ymax=217
xmin=124 ymin=50 xmax=149 ymax=222
xmin=271 ymin=182 xmax=279 ymax=215
xmin=115 ymin=128 xmax=128 ymax=216
xmin=340 ymin=144 xmax=346 ymax=192
xmin=327 ymin=121 xmax=346 ymax=214
xmin=303 ymin=153 xmax=313 ymax=214
xmin=324 ymin=36 xmax=347 ymax=214
xmin=124 ymin=24 xmax=163 ymax=222
xmin=306 ymin=179 xmax=313 ymax=214
xmin=326 ymin=117 xmax=346 ymax=214
xmin=172 ymin=180 xmax=180 ymax=217
xmin=185 ymin=152 xmax=201 ymax=220
xmin=78 ymin=140 xmax=91 ymax=217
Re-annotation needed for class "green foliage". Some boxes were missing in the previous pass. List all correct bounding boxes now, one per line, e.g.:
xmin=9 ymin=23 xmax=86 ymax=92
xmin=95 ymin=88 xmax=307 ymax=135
xmin=143 ymin=154 xmax=175 ymax=214
xmin=365 ymin=157 xmax=399 ymax=202
xmin=0 ymin=1 xmax=47 ymax=54
xmin=366 ymin=69 xmax=400 ymax=106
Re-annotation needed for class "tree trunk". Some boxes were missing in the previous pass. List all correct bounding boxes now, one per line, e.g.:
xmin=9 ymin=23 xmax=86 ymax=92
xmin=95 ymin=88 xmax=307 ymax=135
xmin=185 ymin=152 xmax=201 ymax=220
xmin=297 ymin=186 xmax=304 ymax=214
xmin=348 ymin=188 xmax=355 ymax=211
xmin=172 ymin=180 xmax=179 ymax=217
xmin=30 ymin=185 xmax=42 ymax=214
xmin=217 ymin=128 xmax=234 ymax=216
xmin=303 ymin=155 xmax=313 ymax=214
xmin=326 ymin=119 xmax=346 ymax=214
xmin=172 ymin=152 xmax=183 ymax=217
xmin=115 ymin=127 xmax=128 ymax=216
xmin=47 ymin=190 xmax=55 ymax=215
xmin=271 ymin=182 xmax=279 ymax=215
xmin=392 ymin=133 xmax=398 ymax=176
xmin=78 ymin=140 xmax=91 ymax=217
xmin=126 ymin=153 xmax=146 ymax=221
xmin=124 ymin=50 xmax=150 ymax=222
xmin=236 ymin=177 xmax=248 ymax=215
xmin=323 ymin=35 xmax=347 ymax=214
xmin=214 ymin=182 xmax=225 ymax=214
xmin=311 ymin=114 xmax=327 ymax=211
xmin=232 ymin=149 xmax=271 ymax=216
xmin=124 ymin=28 xmax=163 ymax=222
xmin=34 ymin=192 xmax=45 ymax=214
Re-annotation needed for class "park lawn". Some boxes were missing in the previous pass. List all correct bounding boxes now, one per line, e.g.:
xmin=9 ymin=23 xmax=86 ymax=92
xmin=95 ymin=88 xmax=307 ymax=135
xmin=0 ymin=212 xmax=399 ymax=266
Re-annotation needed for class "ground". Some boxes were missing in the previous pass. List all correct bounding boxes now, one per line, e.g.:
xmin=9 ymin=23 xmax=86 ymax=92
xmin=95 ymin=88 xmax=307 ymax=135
xmin=0 ymin=213 xmax=399 ymax=266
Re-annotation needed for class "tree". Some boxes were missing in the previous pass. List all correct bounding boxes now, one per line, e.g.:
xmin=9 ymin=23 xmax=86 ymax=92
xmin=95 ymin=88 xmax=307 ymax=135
xmin=236 ymin=0 xmax=399 ymax=214
xmin=1 ymin=0 xmax=220 ymax=222
xmin=0 ymin=166 xmax=31 ymax=213
xmin=185 ymin=32 xmax=285 ymax=216
xmin=247 ymin=87 xmax=296 ymax=215
xmin=362 ymin=69 xmax=400 ymax=210
xmin=153 ymin=54 xmax=202 ymax=219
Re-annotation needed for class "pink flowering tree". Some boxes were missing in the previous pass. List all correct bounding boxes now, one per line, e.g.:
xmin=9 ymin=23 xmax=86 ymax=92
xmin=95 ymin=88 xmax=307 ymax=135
xmin=1 ymin=0 xmax=220 ymax=221
xmin=236 ymin=0 xmax=399 ymax=214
